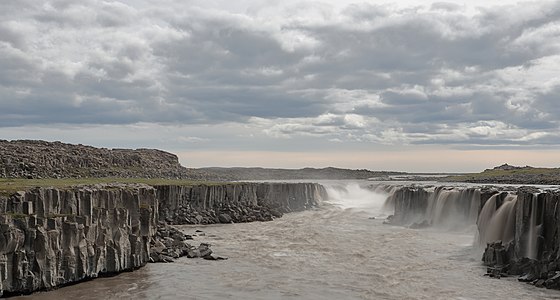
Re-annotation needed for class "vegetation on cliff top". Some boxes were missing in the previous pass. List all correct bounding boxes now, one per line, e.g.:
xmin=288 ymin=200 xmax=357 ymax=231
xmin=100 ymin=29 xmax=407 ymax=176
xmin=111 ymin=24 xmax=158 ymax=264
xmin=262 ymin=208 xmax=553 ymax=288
xmin=0 ymin=178 xmax=225 ymax=194
xmin=444 ymin=165 xmax=560 ymax=185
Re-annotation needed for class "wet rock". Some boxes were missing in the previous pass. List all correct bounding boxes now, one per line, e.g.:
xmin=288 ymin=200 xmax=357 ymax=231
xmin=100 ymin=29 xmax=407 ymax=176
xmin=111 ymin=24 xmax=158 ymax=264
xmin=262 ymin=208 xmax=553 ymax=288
xmin=545 ymin=272 xmax=560 ymax=289
xmin=218 ymin=213 xmax=232 ymax=224
xmin=203 ymin=254 xmax=228 ymax=261
xmin=409 ymin=220 xmax=430 ymax=229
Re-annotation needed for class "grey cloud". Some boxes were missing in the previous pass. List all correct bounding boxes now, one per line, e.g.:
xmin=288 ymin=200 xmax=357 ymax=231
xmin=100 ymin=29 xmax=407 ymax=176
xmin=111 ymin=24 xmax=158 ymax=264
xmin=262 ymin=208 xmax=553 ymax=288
xmin=0 ymin=0 xmax=559 ymax=148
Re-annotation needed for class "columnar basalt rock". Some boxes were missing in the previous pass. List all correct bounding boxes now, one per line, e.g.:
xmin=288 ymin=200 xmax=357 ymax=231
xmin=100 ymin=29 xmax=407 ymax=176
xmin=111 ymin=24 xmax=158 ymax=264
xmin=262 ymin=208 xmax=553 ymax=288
xmin=156 ymin=183 xmax=328 ymax=225
xmin=0 ymin=184 xmax=158 ymax=296
xmin=481 ymin=189 xmax=560 ymax=288
xmin=0 ymin=182 xmax=327 ymax=296
xmin=380 ymin=184 xmax=560 ymax=289
xmin=383 ymin=185 xmax=496 ymax=229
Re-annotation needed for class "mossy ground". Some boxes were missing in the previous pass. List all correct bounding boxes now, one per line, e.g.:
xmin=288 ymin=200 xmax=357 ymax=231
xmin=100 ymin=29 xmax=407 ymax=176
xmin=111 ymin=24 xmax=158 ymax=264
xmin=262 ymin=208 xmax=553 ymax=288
xmin=0 ymin=178 xmax=232 ymax=194
xmin=444 ymin=168 xmax=560 ymax=182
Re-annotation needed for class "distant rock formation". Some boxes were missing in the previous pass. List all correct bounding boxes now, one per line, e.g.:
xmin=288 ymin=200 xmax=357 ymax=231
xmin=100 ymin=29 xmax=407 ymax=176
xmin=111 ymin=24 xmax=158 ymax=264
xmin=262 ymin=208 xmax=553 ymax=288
xmin=197 ymin=167 xmax=404 ymax=181
xmin=487 ymin=164 xmax=533 ymax=171
xmin=0 ymin=140 xmax=195 ymax=179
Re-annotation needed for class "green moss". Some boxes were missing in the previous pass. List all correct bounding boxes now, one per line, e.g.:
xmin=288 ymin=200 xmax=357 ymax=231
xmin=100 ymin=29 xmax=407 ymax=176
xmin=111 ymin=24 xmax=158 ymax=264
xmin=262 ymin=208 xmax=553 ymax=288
xmin=445 ymin=167 xmax=560 ymax=182
xmin=2 ymin=212 xmax=29 ymax=219
xmin=0 ymin=178 xmax=230 ymax=193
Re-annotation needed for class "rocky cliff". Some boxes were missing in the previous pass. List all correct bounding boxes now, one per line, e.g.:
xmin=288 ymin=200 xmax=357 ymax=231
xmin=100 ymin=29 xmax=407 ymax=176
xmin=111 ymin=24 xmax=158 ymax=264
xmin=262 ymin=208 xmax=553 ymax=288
xmin=156 ymin=183 xmax=328 ymax=225
xmin=0 ymin=182 xmax=326 ymax=296
xmin=0 ymin=184 xmax=158 ymax=296
xmin=0 ymin=140 xmax=194 ymax=179
xmin=383 ymin=185 xmax=496 ymax=230
xmin=482 ymin=188 xmax=560 ymax=288
xmin=380 ymin=184 xmax=560 ymax=289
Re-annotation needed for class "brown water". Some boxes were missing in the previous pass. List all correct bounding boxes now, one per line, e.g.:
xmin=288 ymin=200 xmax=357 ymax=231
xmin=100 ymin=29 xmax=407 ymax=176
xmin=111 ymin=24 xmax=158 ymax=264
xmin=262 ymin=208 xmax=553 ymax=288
xmin=16 ymin=182 xmax=560 ymax=300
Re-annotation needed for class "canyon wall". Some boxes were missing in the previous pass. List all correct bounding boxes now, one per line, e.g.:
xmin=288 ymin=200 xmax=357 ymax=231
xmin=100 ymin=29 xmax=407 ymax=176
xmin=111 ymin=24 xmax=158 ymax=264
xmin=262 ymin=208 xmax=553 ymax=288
xmin=0 ymin=184 xmax=158 ymax=296
xmin=156 ymin=183 xmax=328 ymax=225
xmin=380 ymin=184 xmax=560 ymax=289
xmin=0 ymin=182 xmax=326 ymax=296
xmin=383 ymin=185 xmax=496 ymax=230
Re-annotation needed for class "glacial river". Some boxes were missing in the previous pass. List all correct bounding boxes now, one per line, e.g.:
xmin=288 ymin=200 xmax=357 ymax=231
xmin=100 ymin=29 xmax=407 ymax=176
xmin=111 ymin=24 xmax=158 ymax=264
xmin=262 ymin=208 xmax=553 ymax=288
xmin=16 ymin=182 xmax=560 ymax=300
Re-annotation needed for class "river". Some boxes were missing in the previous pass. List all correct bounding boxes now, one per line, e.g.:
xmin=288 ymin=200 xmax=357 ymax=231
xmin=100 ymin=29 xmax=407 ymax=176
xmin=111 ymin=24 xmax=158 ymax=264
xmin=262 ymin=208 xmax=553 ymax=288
xmin=15 ymin=181 xmax=560 ymax=299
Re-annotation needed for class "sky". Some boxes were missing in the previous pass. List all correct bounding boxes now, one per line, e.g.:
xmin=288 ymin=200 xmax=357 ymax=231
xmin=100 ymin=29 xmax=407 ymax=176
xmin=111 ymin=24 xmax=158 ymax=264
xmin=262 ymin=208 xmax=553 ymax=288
xmin=1 ymin=0 xmax=559 ymax=172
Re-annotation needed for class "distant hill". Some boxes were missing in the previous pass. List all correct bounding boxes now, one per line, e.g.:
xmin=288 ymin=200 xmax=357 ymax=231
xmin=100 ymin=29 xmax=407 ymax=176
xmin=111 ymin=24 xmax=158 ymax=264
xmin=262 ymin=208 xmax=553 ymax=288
xmin=197 ymin=167 xmax=405 ymax=181
xmin=0 ymin=140 xmax=400 ymax=181
xmin=0 ymin=140 xmax=203 ymax=179
xmin=445 ymin=164 xmax=560 ymax=185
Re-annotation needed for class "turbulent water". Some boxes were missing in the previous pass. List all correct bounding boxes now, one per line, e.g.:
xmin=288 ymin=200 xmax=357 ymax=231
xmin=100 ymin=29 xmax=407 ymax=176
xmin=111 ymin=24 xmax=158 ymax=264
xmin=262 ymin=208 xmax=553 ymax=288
xmin=16 ymin=181 xmax=560 ymax=300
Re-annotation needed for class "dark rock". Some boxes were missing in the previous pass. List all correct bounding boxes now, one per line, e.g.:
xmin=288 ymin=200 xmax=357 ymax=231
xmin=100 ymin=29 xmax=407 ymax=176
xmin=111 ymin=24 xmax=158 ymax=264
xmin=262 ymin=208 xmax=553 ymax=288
xmin=218 ymin=213 xmax=232 ymax=224
xmin=409 ymin=220 xmax=430 ymax=229
xmin=203 ymin=254 xmax=228 ymax=261
xmin=545 ymin=272 xmax=560 ymax=289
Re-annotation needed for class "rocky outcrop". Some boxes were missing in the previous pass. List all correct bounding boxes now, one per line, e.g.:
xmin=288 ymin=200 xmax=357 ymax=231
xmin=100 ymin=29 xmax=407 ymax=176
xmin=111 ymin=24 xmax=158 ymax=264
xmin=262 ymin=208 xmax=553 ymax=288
xmin=156 ymin=183 xmax=328 ymax=225
xmin=0 ymin=184 xmax=158 ymax=296
xmin=0 ymin=140 xmax=194 ymax=179
xmin=380 ymin=183 xmax=560 ymax=289
xmin=0 ymin=181 xmax=326 ymax=296
xmin=481 ymin=189 xmax=560 ymax=289
xmin=382 ymin=185 xmax=495 ymax=230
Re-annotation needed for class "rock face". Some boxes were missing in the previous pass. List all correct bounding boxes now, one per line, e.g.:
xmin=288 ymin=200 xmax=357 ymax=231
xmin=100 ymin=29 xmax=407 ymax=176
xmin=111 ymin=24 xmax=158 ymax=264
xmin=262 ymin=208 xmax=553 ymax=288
xmin=156 ymin=183 xmax=328 ymax=225
xmin=382 ymin=185 xmax=495 ymax=230
xmin=0 ymin=140 xmax=192 ymax=179
xmin=481 ymin=189 xmax=560 ymax=289
xmin=0 ymin=184 xmax=158 ymax=296
xmin=0 ymin=182 xmax=326 ymax=296
xmin=381 ymin=184 xmax=560 ymax=289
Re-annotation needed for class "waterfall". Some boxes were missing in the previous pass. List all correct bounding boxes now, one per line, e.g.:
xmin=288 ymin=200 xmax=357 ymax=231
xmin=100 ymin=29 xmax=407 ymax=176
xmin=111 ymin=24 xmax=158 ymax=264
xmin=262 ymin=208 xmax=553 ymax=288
xmin=476 ymin=193 xmax=517 ymax=247
xmin=324 ymin=182 xmax=389 ymax=216
xmin=379 ymin=185 xmax=481 ymax=230
xmin=526 ymin=193 xmax=539 ymax=259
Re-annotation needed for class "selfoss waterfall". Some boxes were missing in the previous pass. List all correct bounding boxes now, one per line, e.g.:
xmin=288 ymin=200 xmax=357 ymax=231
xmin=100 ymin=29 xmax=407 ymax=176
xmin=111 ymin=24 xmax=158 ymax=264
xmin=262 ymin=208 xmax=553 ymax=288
xmin=15 ymin=181 xmax=560 ymax=300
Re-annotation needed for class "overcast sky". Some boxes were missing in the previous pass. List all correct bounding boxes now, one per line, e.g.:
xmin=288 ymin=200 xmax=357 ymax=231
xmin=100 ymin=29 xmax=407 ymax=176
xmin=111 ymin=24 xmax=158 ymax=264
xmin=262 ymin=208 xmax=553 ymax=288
xmin=1 ymin=0 xmax=559 ymax=172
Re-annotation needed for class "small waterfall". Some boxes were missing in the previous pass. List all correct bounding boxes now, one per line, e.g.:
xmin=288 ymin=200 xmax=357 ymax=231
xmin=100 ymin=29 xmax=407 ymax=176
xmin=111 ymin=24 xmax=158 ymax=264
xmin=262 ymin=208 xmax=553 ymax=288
xmin=381 ymin=185 xmax=481 ymax=230
xmin=324 ymin=183 xmax=389 ymax=216
xmin=380 ymin=185 xmax=401 ymax=212
xmin=476 ymin=193 xmax=518 ymax=247
xmin=525 ymin=193 xmax=539 ymax=259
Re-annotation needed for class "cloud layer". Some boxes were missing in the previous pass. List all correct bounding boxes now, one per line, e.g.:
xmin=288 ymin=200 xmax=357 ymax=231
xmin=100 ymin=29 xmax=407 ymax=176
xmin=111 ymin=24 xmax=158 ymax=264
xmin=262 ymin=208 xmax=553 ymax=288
xmin=1 ymin=0 xmax=560 ymax=150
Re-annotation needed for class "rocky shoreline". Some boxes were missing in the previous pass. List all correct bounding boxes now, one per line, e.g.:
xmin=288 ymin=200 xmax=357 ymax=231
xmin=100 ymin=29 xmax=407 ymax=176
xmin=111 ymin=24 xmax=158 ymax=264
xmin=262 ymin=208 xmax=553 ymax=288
xmin=0 ymin=182 xmax=326 ymax=297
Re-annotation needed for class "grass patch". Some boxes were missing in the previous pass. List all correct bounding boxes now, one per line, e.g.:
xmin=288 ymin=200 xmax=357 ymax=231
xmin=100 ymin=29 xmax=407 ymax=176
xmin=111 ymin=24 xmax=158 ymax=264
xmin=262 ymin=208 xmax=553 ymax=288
xmin=444 ymin=168 xmax=560 ymax=182
xmin=1 ymin=212 xmax=29 ymax=219
xmin=0 ymin=178 xmax=230 ymax=193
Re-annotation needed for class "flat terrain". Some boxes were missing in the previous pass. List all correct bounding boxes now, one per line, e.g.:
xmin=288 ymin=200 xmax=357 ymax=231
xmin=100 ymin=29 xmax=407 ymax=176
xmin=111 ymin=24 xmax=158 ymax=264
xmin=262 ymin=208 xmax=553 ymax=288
xmin=0 ymin=178 xmax=224 ymax=195
xmin=444 ymin=168 xmax=560 ymax=185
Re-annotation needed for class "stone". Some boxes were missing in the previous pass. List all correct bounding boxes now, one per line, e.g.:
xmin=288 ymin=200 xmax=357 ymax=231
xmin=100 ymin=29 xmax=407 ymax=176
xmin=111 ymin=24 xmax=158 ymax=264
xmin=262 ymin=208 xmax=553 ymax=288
xmin=218 ymin=213 xmax=232 ymax=224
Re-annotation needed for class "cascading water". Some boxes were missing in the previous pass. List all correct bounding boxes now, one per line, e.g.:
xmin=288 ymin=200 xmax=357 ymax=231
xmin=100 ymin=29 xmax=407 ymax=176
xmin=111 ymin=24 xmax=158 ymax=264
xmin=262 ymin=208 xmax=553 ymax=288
xmin=526 ymin=193 xmax=539 ymax=259
xmin=379 ymin=185 xmax=481 ymax=231
xmin=476 ymin=192 xmax=518 ymax=248
xmin=324 ymin=182 xmax=390 ymax=217
xmin=425 ymin=187 xmax=480 ymax=230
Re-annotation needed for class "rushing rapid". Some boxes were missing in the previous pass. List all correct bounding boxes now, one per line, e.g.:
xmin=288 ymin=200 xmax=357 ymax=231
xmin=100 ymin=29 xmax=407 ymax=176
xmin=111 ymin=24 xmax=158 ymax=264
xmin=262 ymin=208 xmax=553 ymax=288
xmin=15 ymin=181 xmax=560 ymax=300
